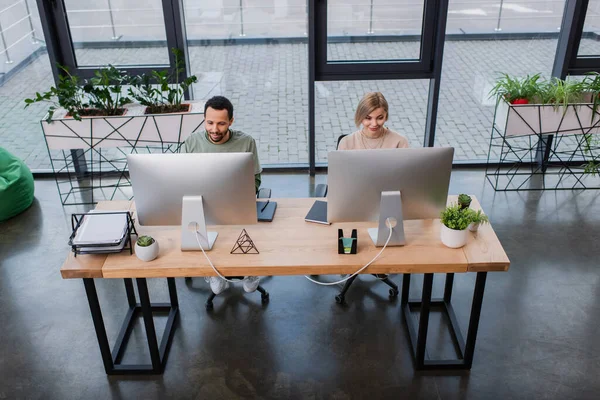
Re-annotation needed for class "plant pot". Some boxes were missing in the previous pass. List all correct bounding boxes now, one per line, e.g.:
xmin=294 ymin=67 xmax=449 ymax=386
xmin=468 ymin=222 xmax=480 ymax=232
xmin=440 ymin=225 xmax=468 ymax=248
xmin=135 ymin=240 xmax=159 ymax=262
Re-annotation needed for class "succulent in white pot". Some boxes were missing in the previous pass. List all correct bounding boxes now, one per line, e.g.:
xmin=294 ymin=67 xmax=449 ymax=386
xmin=135 ymin=235 xmax=159 ymax=262
xmin=468 ymin=209 xmax=489 ymax=232
xmin=440 ymin=204 xmax=473 ymax=249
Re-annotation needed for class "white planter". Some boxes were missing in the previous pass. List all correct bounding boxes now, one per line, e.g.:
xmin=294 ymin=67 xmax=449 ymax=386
xmin=42 ymin=100 xmax=205 ymax=151
xmin=135 ymin=240 xmax=159 ymax=262
xmin=495 ymin=98 xmax=600 ymax=138
xmin=468 ymin=222 xmax=480 ymax=232
xmin=440 ymin=225 xmax=469 ymax=248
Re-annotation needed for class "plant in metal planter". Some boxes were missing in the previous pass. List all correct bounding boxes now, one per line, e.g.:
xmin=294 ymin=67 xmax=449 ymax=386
xmin=24 ymin=65 xmax=88 ymax=122
xmin=490 ymin=73 xmax=600 ymax=138
xmin=128 ymin=48 xmax=198 ymax=115
xmin=489 ymin=73 xmax=542 ymax=105
xmin=440 ymin=204 xmax=473 ymax=249
xmin=537 ymin=78 xmax=586 ymax=110
xmin=83 ymin=65 xmax=131 ymax=117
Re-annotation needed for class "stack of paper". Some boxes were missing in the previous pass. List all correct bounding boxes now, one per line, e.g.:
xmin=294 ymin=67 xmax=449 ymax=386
xmin=71 ymin=210 xmax=130 ymax=254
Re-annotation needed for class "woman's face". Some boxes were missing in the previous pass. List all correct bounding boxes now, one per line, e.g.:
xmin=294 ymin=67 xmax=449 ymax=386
xmin=361 ymin=107 xmax=387 ymax=133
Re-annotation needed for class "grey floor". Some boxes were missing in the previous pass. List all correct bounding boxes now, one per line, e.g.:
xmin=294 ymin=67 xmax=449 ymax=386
xmin=1 ymin=170 xmax=600 ymax=399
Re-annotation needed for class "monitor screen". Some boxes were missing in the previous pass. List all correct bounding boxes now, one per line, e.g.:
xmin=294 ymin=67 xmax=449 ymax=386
xmin=128 ymin=153 xmax=258 ymax=226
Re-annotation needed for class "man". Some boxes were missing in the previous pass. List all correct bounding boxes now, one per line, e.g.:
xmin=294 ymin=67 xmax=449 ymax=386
xmin=182 ymin=95 xmax=261 ymax=295
xmin=183 ymin=95 xmax=262 ymax=192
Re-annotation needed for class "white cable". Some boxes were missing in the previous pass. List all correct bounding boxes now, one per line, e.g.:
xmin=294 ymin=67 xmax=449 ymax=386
xmin=194 ymin=230 xmax=238 ymax=283
xmin=304 ymin=218 xmax=394 ymax=286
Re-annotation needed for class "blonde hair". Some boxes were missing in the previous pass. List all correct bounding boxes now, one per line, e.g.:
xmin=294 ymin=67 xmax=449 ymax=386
xmin=354 ymin=92 xmax=389 ymax=128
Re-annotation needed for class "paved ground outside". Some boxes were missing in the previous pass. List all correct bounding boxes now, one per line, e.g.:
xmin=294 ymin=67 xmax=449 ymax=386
xmin=1 ymin=37 xmax=598 ymax=171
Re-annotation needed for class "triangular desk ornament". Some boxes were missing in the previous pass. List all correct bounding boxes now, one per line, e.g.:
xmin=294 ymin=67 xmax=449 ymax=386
xmin=230 ymin=229 xmax=259 ymax=254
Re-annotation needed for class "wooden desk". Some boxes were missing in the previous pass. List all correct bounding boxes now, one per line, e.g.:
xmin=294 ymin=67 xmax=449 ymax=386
xmin=99 ymin=196 xmax=508 ymax=278
xmin=60 ymin=196 xmax=510 ymax=373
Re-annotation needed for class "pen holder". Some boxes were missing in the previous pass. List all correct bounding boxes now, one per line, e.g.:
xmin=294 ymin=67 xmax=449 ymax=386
xmin=338 ymin=229 xmax=358 ymax=254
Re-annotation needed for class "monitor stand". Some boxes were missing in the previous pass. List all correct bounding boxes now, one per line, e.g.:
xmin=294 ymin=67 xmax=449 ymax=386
xmin=181 ymin=195 xmax=218 ymax=251
xmin=367 ymin=190 xmax=406 ymax=247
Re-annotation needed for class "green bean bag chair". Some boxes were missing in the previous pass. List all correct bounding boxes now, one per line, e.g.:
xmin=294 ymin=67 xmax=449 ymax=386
xmin=0 ymin=147 xmax=34 ymax=222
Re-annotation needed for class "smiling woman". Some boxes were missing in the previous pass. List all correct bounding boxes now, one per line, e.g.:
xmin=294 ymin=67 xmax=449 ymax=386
xmin=337 ymin=92 xmax=410 ymax=151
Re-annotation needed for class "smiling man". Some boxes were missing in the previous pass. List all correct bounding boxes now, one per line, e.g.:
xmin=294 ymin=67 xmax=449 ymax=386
xmin=183 ymin=95 xmax=262 ymax=192
xmin=182 ymin=95 xmax=262 ymax=295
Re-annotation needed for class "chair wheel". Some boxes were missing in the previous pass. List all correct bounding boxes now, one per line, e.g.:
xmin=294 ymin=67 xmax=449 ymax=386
xmin=335 ymin=294 xmax=345 ymax=304
xmin=389 ymin=288 xmax=399 ymax=298
xmin=261 ymin=292 xmax=270 ymax=303
xmin=205 ymin=301 xmax=213 ymax=311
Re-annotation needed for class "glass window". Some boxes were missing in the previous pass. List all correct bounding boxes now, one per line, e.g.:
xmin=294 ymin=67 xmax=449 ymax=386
xmin=435 ymin=0 xmax=566 ymax=162
xmin=578 ymin=1 xmax=600 ymax=57
xmin=315 ymin=80 xmax=428 ymax=163
xmin=447 ymin=0 xmax=565 ymax=34
xmin=63 ymin=0 xmax=170 ymax=66
xmin=0 ymin=0 xmax=42 ymax=73
xmin=184 ymin=1 xmax=309 ymax=165
xmin=326 ymin=0 xmax=424 ymax=62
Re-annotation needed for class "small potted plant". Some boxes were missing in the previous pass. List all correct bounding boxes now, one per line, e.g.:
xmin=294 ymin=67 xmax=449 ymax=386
xmin=440 ymin=204 xmax=473 ymax=249
xmin=468 ymin=209 xmax=489 ymax=232
xmin=458 ymin=194 xmax=472 ymax=210
xmin=135 ymin=235 xmax=159 ymax=262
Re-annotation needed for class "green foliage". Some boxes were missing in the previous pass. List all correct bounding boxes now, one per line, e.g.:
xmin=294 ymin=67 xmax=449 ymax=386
xmin=440 ymin=204 xmax=473 ymax=231
xmin=24 ymin=65 xmax=88 ymax=122
xmin=469 ymin=209 xmax=489 ymax=225
xmin=489 ymin=73 xmax=541 ymax=103
xmin=457 ymin=194 xmax=472 ymax=209
xmin=128 ymin=48 xmax=198 ymax=114
xmin=537 ymin=78 xmax=585 ymax=110
xmin=137 ymin=235 xmax=155 ymax=247
xmin=83 ymin=65 xmax=130 ymax=116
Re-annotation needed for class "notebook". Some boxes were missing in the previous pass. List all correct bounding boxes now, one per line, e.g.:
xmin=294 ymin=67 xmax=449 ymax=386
xmin=305 ymin=200 xmax=329 ymax=225
xmin=72 ymin=210 xmax=129 ymax=246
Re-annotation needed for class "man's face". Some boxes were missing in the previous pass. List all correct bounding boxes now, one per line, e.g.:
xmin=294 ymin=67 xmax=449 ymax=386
xmin=205 ymin=107 xmax=233 ymax=144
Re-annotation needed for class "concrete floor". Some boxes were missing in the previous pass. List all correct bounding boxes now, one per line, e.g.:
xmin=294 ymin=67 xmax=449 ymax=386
xmin=1 ymin=170 xmax=600 ymax=399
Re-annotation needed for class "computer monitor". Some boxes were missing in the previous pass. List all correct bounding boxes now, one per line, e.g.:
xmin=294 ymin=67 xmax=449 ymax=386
xmin=327 ymin=147 xmax=454 ymax=246
xmin=127 ymin=153 xmax=257 ymax=251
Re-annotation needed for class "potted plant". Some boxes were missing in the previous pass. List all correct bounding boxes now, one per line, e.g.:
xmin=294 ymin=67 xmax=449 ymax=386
xmin=440 ymin=204 xmax=473 ymax=249
xmin=24 ymin=65 xmax=88 ymax=122
xmin=128 ymin=48 xmax=198 ymax=115
xmin=82 ymin=65 xmax=130 ymax=117
xmin=135 ymin=235 xmax=159 ymax=262
xmin=490 ymin=73 xmax=599 ymax=138
xmin=457 ymin=194 xmax=472 ymax=210
xmin=468 ymin=209 xmax=489 ymax=232
xmin=489 ymin=73 xmax=541 ymax=105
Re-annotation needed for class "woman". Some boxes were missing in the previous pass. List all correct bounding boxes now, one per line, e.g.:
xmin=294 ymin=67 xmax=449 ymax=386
xmin=338 ymin=92 xmax=409 ymax=150
xmin=337 ymin=92 xmax=406 ymax=284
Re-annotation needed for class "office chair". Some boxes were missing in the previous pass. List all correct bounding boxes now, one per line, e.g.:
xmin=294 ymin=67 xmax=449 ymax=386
xmin=186 ymin=187 xmax=271 ymax=310
xmin=317 ymin=134 xmax=399 ymax=304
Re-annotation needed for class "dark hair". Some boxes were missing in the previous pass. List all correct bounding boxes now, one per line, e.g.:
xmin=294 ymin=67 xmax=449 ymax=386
xmin=204 ymin=96 xmax=234 ymax=120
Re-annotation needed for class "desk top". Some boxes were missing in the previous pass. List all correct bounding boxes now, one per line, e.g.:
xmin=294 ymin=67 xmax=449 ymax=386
xmin=61 ymin=196 xmax=509 ymax=279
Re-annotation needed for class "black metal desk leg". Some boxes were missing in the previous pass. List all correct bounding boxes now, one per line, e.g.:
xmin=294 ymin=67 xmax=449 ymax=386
xmin=83 ymin=278 xmax=114 ymax=374
xmin=444 ymin=273 xmax=455 ymax=303
xmin=415 ymin=273 xmax=434 ymax=369
xmin=401 ymin=273 xmax=411 ymax=304
xmin=124 ymin=278 xmax=136 ymax=307
xmin=462 ymin=272 xmax=487 ymax=369
xmin=136 ymin=278 xmax=162 ymax=372
xmin=167 ymin=277 xmax=179 ymax=308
